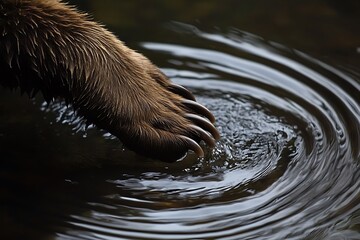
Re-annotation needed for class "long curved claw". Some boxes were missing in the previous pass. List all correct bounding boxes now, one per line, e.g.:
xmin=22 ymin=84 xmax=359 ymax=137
xmin=184 ymin=113 xmax=220 ymax=140
xmin=180 ymin=135 xmax=204 ymax=157
xmin=168 ymin=83 xmax=196 ymax=101
xmin=188 ymin=124 xmax=216 ymax=148
xmin=181 ymin=99 xmax=216 ymax=123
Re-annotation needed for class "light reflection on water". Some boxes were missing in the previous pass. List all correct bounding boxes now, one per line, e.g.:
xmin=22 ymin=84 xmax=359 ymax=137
xmin=1 ymin=25 xmax=360 ymax=239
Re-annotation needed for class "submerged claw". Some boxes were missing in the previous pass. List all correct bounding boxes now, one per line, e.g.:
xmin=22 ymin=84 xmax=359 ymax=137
xmin=181 ymin=99 xmax=216 ymax=123
xmin=168 ymin=83 xmax=196 ymax=101
xmin=184 ymin=113 xmax=220 ymax=140
xmin=180 ymin=135 xmax=204 ymax=157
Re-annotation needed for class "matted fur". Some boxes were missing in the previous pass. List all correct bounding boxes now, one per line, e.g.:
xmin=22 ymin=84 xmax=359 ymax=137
xmin=0 ymin=0 xmax=219 ymax=161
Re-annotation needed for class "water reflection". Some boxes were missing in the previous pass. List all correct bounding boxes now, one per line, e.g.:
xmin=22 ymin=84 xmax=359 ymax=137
xmin=1 ymin=23 xmax=359 ymax=239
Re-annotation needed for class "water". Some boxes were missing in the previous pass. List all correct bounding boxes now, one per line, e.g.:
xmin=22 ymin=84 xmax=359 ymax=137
xmin=1 ymin=1 xmax=360 ymax=240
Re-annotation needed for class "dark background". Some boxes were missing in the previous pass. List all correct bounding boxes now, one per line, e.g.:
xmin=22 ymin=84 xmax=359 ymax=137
xmin=69 ymin=0 xmax=360 ymax=68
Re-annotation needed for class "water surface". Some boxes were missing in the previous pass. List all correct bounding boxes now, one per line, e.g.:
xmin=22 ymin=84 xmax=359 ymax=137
xmin=1 ymin=1 xmax=360 ymax=240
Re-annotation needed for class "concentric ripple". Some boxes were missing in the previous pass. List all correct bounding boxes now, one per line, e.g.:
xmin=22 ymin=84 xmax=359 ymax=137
xmin=5 ymin=26 xmax=359 ymax=240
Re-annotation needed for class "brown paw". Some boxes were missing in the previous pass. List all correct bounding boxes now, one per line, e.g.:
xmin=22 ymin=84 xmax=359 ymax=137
xmin=0 ymin=0 xmax=219 ymax=162
xmin=116 ymin=80 xmax=220 ymax=162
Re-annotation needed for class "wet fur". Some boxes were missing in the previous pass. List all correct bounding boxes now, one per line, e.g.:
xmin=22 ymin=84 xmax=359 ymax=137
xmin=0 ymin=0 xmax=219 ymax=162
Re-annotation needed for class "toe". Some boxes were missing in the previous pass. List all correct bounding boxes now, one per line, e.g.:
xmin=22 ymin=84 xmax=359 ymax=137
xmin=119 ymin=124 xmax=202 ymax=162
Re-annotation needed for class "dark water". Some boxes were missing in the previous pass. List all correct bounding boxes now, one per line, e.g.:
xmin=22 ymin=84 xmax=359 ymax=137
xmin=1 ymin=1 xmax=360 ymax=240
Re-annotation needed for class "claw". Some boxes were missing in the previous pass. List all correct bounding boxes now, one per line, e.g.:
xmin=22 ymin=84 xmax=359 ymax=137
xmin=184 ymin=113 xmax=220 ymax=140
xmin=180 ymin=135 xmax=204 ymax=157
xmin=181 ymin=99 xmax=216 ymax=123
xmin=168 ymin=83 xmax=196 ymax=101
xmin=188 ymin=124 xmax=216 ymax=148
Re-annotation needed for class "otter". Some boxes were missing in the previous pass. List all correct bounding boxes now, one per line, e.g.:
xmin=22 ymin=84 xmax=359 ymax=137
xmin=0 ymin=0 xmax=220 ymax=162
